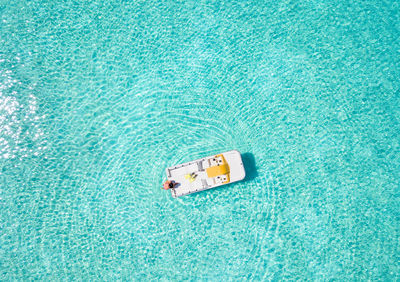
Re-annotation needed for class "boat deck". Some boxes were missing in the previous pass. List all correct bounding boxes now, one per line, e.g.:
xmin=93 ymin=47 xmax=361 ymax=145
xmin=165 ymin=150 xmax=245 ymax=198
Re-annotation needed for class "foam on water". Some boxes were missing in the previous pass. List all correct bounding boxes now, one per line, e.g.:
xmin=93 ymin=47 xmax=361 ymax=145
xmin=1 ymin=0 xmax=399 ymax=280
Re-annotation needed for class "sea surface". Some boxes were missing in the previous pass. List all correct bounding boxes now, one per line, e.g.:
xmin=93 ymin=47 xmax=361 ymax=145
xmin=1 ymin=0 xmax=399 ymax=280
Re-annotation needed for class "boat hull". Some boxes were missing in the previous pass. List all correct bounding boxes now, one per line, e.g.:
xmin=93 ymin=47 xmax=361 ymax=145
xmin=165 ymin=150 xmax=246 ymax=198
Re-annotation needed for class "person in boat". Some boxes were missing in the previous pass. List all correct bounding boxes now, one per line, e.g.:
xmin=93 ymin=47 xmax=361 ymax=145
xmin=162 ymin=180 xmax=177 ymax=190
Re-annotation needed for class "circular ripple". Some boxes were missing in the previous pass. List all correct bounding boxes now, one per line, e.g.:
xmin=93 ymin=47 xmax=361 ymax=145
xmin=1 ymin=0 xmax=399 ymax=280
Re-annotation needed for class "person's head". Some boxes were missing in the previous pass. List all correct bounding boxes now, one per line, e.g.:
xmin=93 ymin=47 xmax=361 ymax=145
xmin=163 ymin=180 xmax=171 ymax=190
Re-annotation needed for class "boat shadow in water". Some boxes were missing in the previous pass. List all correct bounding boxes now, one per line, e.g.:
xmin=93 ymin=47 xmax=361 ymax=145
xmin=241 ymin=152 xmax=258 ymax=182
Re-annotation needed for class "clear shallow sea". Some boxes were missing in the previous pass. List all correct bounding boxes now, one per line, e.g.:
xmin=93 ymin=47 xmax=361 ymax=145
xmin=1 ymin=0 xmax=399 ymax=280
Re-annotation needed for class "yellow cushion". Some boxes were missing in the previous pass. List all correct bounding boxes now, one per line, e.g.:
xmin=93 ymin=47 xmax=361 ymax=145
xmin=206 ymin=164 xmax=230 ymax=178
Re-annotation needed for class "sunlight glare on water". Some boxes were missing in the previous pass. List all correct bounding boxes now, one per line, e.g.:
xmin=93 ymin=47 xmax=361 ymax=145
xmin=1 ymin=0 xmax=399 ymax=280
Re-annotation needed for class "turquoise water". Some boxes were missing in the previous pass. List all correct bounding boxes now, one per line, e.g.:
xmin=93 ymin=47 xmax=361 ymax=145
xmin=1 ymin=0 xmax=399 ymax=280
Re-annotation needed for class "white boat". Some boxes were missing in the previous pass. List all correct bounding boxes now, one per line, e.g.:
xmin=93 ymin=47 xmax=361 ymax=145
xmin=165 ymin=150 xmax=246 ymax=198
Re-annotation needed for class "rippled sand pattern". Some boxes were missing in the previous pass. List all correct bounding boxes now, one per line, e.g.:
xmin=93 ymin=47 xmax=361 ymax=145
xmin=1 ymin=0 xmax=399 ymax=280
